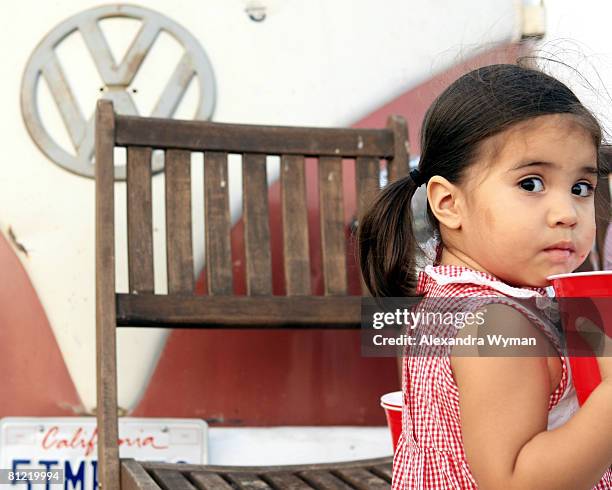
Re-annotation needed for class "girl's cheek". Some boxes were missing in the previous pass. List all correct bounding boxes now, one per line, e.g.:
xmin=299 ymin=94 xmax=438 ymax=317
xmin=578 ymin=229 xmax=597 ymax=260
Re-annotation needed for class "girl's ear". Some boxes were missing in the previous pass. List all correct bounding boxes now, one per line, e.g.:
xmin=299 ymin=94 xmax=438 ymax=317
xmin=427 ymin=176 xmax=463 ymax=230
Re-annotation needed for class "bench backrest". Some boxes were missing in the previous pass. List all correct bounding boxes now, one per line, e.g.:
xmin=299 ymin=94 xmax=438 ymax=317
xmin=95 ymin=99 xmax=409 ymax=488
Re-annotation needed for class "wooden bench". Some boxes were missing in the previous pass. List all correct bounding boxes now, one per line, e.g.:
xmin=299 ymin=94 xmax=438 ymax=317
xmin=95 ymin=100 xmax=408 ymax=489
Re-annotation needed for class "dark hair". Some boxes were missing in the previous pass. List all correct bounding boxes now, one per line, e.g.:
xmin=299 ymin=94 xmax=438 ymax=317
xmin=358 ymin=63 xmax=603 ymax=297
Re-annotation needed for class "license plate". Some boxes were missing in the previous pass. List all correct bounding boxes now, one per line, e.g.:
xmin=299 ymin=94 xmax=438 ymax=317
xmin=0 ymin=417 xmax=208 ymax=489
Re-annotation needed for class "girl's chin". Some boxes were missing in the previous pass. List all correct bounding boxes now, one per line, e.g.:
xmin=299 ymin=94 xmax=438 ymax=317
xmin=540 ymin=266 xmax=575 ymax=284
xmin=549 ymin=264 xmax=577 ymax=275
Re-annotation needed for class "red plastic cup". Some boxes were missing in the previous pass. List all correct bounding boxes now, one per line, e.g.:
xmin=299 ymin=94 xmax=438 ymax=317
xmin=380 ymin=391 xmax=403 ymax=452
xmin=547 ymin=271 xmax=612 ymax=405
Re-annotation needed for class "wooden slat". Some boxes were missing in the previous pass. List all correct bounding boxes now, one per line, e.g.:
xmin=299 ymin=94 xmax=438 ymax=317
xmin=150 ymin=469 xmax=197 ymax=490
xmin=142 ymin=457 xmax=393 ymax=474
xmin=116 ymin=294 xmax=361 ymax=328
xmin=188 ymin=472 xmax=233 ymax=490
xmin=95 ymin=99 xmax=120 ymax=490
xmin=204 ymin=151 xmax=233 ymax=294
xmin=355 ymin=157 xmax=380 ymax=295
xmin=225 ymin=472 xmax=272 ymax=489
xmin=319 ymin=157 xmax=347 ymax=295
xmin=333 ymin=468 xmax=389 ymax=489
xmin=298 ymin=470 xmax=353 ymax=489
xmin=369 ymin=464 xmax=393 ymax=483
xmin=281 ymin=155 xmax=311 ymax=295
xmin=127 ymin=147 xmax=154 ymax=293
xmin=243 ymin=153 xmax=272 ymax=295
xmin=386 ymin=115 xmax=409 ymax=182
xmin=115 ymin=115 xmax=394 ymax=157
xmin=263 ymin=472 xmax=313 ymax=489
xmin=355 ymin=157 xmax=380 ymax=219
xmin=121 ymin=460 xmax=161 ymax=490
xmin=165 ymin=149 xmax=194 ymax=294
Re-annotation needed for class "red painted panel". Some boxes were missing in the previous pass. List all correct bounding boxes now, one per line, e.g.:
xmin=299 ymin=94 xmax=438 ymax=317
xmin=0 ymin=233 xmax=84 ymax=415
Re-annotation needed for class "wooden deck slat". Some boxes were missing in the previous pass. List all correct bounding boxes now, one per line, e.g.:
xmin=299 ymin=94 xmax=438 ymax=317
xmin=243 ymin=153 xmax=272 ymax=295
xmin=333 ymin=468 xmax=389 ymax=490
xmin=150 ymin=469 xmax=197 ymax=490
xmin=116 ymin=294 xmax=361 ymax=328
xmin=121 ymin=460 xmax=161 ymax=490
xmin=280 ymin=155 xmax=311 ymax=296
xmin=165 ymin=149 xmax=194 ymax=294
xmin=127 ymin=147 xmax=154 ymax=293
xmin=226 ymin=472 xmax=272 ymax=489
xmin=188 ymin=471 xmax=233 ymax=490
xmin=115 ymin=115 xmax=395 ymax=157
xmin=297 ymin=470 xmax=353 ymax=490
xmin=204 ymin=151 xmax=233 ymax=294
xmin=95 ymin=99 xmax=120 ymax=490
xmin=319 ymin=157 xmax=347 ymax=295
xmin=262 ymin=472 xmax=313 ymax=489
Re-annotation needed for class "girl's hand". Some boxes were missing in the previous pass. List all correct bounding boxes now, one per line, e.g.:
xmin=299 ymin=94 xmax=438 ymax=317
xmin=575 ymin=316 xmax=612 ymax=383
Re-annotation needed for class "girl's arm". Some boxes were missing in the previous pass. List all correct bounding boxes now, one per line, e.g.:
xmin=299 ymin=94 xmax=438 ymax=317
xmin=451 ymin=304 xmax=612 ymax=490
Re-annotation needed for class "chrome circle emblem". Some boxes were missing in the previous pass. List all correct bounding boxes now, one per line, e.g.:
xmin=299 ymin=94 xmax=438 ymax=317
xmin=21 ymin=4 xmax=216 ymax=179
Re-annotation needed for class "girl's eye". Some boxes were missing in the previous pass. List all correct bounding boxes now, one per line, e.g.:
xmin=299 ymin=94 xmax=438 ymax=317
xmin=519 ymin=177 xmax=544 ymax=192
xmin=572 ymin=182 xmax=594 ymax=197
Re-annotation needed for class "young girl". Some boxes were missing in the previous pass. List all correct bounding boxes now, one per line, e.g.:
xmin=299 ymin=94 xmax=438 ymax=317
xmin=359 ymin=64 xmax=612 ymax=489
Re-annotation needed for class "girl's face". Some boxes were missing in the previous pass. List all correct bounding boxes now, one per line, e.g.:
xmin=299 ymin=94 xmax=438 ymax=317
xmin=457 ymin=114 xmax=598 ymax=287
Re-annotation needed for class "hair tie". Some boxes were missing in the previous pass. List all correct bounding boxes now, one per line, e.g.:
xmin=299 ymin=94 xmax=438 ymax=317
xmin=410 ymin=168 xmax=425 ymax=187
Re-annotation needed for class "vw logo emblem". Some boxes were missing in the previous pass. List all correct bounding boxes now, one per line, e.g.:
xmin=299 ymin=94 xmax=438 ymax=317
xmin=21 ymin=4 xmax=216 ymax=179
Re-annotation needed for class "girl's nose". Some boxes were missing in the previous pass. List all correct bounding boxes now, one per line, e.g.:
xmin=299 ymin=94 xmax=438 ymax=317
xmin=547 ymin=195 xmax=578 ymax=228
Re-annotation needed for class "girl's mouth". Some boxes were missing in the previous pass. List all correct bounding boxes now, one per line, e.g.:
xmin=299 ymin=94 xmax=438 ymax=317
xmin=542 ymin=247 xmax=575 ymax=263
xmin=543 ymin=240 xmax=576 ymax=263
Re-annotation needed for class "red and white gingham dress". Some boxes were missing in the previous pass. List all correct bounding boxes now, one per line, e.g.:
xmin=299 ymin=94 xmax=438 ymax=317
xmin=391 ymin=264 xmax=612 ymax=489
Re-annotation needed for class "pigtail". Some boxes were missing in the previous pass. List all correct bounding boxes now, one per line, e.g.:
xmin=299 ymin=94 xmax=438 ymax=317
xmin=358 ymin=175 xmax=421 ymax=297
